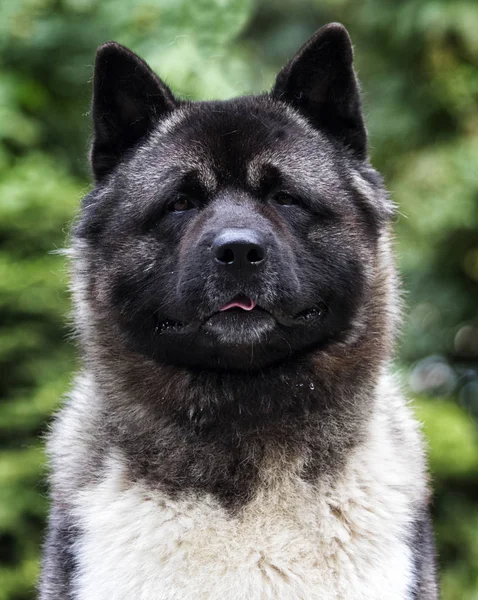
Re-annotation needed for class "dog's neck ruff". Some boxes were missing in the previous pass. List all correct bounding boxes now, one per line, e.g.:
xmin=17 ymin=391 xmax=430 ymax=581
xmin=55 ymin=371 xmax=427 ymax=600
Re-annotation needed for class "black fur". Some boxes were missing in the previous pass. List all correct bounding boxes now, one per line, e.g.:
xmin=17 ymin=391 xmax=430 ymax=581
xmin=410 ymin=509 xmax=439 ymax=599
xmin=39 ymin=506 xmax=78 ymax=599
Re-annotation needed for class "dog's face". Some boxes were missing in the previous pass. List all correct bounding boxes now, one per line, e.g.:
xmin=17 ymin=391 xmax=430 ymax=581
xmin=76 ymin=24 xmax=393 ymax=370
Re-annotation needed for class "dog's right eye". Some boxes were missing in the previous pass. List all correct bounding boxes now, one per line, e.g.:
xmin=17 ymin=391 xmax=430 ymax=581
xmin=271 ymin=191 xmax=298 ymax=206
xmin=168 ymin=196 xmax=196 ymax=212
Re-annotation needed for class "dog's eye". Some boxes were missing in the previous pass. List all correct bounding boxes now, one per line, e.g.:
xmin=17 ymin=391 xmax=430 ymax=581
xmin=168 ymin=196 xmax=196 ymax=212
xmin=271 ymin=191 xmax=297 ymax=206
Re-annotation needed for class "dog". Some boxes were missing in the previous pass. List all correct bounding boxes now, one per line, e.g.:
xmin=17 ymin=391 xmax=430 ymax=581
xmin=39 ymin=22 xmax=438 ymax=599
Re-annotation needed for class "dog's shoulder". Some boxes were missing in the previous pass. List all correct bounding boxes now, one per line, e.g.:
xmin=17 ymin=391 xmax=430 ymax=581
xmin=47 ymin=373 xmax=103 ymax=499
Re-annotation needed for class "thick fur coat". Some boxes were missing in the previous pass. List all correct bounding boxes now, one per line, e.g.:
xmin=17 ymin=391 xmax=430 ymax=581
xmin=39 ymin=23 xmax=438 ymax=600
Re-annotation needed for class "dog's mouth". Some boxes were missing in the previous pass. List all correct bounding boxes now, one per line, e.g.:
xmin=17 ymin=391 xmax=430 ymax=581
xmin=153 ymin=296 xmax=327 ymax=335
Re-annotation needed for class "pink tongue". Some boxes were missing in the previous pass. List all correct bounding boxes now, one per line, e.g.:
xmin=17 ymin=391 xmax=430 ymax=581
xmin=220 ymin=297 xmax=256 ymax=312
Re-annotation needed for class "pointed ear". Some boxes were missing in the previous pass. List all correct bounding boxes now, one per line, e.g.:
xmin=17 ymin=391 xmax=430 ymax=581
xmin=91 ymin=42 xmax=178 ymax=181
xmin=272 ymin=23 xmax=367 ymax=158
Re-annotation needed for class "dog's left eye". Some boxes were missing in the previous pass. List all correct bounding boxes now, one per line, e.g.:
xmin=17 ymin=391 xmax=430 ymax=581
xmin=271 ymin=191 xmax=297 ymax=206
xmin=168 ymin=196 xmax=196 ymax=212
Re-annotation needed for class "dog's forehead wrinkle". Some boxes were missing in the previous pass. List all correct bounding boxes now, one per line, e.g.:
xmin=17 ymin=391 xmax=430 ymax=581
xmin=126 ymin=147 xmax=217 ymax=196
xmin=247 ymin=149 xmax=347 ymax=205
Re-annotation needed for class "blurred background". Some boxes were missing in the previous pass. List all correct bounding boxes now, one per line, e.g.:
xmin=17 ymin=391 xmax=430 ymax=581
xmin=0 ymin=0 xmax=477 ymax=598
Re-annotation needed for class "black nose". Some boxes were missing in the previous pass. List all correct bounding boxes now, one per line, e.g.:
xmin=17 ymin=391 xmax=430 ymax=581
xmin=213 ymin=228 xmax=266 ymax=271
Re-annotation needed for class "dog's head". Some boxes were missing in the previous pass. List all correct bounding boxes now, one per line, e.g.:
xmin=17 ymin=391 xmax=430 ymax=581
xmin=75 ymin=23 xmax=394 ymax=371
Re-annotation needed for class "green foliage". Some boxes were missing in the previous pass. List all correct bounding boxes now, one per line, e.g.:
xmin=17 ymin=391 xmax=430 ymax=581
xmin=0 ymin=0 xmax=477 ymax=598
xmin=416 ymin=399 xmax=478 ymax=600
xmin=0 ymin=154 xmax=81 ymax=599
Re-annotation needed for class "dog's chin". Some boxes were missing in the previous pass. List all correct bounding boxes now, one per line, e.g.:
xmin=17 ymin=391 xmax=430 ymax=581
xmin=201 ymin=307 xmax=277 ymax=344
xmin=140 ymin=304 xmax=330 ymax=371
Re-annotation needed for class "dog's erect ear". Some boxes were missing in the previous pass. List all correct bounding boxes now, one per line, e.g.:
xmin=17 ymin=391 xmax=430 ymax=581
xmin=272 ymin=23 xmax=367 ymax=158
xmin=91 ymin=42 xmax=178 ymax=181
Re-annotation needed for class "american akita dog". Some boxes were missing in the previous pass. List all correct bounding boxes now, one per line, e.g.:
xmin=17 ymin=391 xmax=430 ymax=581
xmin=39 ymin=22 xmax=438 ymax=600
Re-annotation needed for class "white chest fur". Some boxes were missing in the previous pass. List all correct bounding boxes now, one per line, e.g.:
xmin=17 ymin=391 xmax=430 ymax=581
xmin=71 ymin=395 xmax=424 ymax=600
